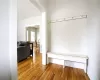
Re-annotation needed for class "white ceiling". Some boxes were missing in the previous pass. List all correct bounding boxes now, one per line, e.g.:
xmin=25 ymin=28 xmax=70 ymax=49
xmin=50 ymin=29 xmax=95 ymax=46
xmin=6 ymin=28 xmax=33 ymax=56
xmin=18 ymin=0 xmax=41 ymax=20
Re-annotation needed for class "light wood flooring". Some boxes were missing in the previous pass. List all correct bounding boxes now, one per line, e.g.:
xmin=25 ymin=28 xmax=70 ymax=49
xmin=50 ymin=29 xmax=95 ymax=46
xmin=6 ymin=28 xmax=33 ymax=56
xmin=18 ymin=48 xmax=89 ymax=80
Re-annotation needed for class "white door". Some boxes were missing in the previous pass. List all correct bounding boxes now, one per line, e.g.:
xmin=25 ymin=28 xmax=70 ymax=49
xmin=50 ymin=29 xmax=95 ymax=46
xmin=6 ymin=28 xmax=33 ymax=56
xmin=31 ymin=31 xmax=35 ymax=42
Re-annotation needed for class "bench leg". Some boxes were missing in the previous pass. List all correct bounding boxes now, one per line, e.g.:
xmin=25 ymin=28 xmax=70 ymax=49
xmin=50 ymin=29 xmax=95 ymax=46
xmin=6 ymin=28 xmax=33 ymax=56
xmin=63 ymin=65 xmax=65 ymax=68
xmin=63 ymin=60 xmax=65 ymax=68
xmin=47 ymin=57 xmax=49 ymax=64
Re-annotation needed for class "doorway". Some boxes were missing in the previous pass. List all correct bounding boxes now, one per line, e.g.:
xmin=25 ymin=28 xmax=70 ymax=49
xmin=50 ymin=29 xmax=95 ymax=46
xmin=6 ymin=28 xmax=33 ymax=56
xmin=26 ymin=26 xmax=40 ymax=54
xmin=26 ymin=27 xmax=36 ymax=42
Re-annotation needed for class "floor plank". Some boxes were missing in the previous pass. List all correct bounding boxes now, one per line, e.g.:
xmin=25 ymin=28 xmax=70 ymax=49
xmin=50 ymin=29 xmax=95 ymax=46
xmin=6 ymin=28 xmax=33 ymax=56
xmin=18 ymin=50 xmax=90 ymax=80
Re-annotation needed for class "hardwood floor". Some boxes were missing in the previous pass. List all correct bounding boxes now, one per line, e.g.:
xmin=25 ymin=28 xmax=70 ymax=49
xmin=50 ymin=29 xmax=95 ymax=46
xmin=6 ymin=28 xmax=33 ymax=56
xmin=18 ymin=49 xmax=89 ymax=80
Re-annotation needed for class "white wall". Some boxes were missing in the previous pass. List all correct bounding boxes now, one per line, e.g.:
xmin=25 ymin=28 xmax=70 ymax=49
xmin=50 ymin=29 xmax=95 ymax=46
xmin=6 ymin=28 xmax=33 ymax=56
xmin=0 ymin=1 xmax=11 ymax=79
xmin=48 ymin=0 xmax=88 ymax=55
xmin=40 ymin=12 xmax=48 ymax=65
xmin=39 ymin=0 xmax=47 ymax=10
xmin=48 ymin=0 xmax=100 ymax=80
xmin=0 ymin=0 xmax=17 ymax=80
xmin=47 ymin=0 xmax=88 ymax=71
xmin=87 ymin=0 xmax=100 ymax=80
xmin=17 ymin=16 xmax=41 ymax=41
xmin=50 ymin=19 xmax=87 ymax=55
xmin=48 ymin=0 xmax=87 ymax=20
xmin=9 ymin=0 xmax=17 ymax=80
xmin=18 ymin=0 xmax=41 ymax=20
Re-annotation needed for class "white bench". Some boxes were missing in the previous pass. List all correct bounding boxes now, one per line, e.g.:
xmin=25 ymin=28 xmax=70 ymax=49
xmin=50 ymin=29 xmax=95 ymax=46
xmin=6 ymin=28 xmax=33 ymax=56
xmin=47 ymin=52 xmax=89 ymax=73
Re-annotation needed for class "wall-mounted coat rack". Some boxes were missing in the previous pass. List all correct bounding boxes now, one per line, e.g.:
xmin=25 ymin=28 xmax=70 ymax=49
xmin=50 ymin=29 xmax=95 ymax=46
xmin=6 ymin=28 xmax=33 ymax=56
xmin=49 ymin=15 xmax=87 ymax=23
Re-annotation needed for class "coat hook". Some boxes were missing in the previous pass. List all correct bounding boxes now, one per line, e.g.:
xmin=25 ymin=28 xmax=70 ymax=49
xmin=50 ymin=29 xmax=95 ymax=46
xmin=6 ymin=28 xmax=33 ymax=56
xmin=50 ymin=15 xmax=87 ymax=23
